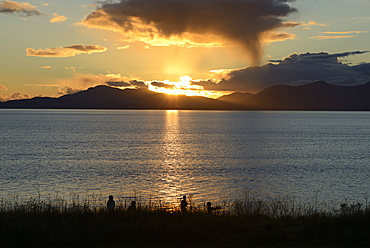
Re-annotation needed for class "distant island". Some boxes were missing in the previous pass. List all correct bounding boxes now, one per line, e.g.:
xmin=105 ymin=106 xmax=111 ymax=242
xmin=1 ymin=81 xmax=370 ymax=111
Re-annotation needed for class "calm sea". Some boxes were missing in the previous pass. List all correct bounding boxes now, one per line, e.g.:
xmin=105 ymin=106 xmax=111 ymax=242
xmin=1 ymin=109 xmax=370 ymax=206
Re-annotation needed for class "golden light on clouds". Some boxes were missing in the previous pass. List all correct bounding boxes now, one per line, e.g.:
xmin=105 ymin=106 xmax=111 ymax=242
xmin=79 ymin=12 xmax=225 ymax=49
xmin=79 ymin=0 xmax=297 ymax=65
xmin=148 ymin=76 xmax=226 ymax=99
xmin=148 ymin=76 xmax=202 ymax=96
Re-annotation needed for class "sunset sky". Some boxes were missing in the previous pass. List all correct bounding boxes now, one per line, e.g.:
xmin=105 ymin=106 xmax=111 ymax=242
xmin=1 ymin=0 xmax=369 ymax=101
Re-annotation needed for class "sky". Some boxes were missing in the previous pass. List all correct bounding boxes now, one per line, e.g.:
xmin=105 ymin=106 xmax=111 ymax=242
xmin=1 ymin=0 xmax=370 ymax=101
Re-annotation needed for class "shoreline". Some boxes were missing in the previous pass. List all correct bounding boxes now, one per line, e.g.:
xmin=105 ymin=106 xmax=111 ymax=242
xmin=1 ymin=195 xmax=369 ymax=247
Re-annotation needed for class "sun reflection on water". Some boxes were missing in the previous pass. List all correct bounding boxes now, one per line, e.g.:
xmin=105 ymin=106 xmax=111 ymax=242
xmin=158 ymin=110 xmax=189 ymax=208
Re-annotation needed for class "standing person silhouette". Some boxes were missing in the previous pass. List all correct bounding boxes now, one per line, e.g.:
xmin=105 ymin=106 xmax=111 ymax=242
xmin=180 ymin=195 xmax=188 ymax=213
xmin=107 ymin=195 xmax=115 ymax=212
xmin=127 ymin=200 xmax=136 ymax=214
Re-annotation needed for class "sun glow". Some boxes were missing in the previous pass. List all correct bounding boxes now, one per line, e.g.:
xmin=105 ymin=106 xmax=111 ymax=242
xmin=148 ymin=76 xmax=229 ymax=99
xmin=148 ymin=76 xmax=201 ymax=95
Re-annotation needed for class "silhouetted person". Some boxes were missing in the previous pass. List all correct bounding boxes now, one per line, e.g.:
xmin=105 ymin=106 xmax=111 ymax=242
xmin=207 ymin=202 xmax=219 ymax=214
xmin=107 ymin=195 xmax=115 ymax=212
xmin=181 ymin=195 xmax=188 ymax=213
xmin=127 ymin=200 xmax=136 ymax=214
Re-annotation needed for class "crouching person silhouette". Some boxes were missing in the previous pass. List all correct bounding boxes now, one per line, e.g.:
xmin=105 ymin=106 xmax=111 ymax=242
xmin=207 ymin=202 xmax=221 ymax=214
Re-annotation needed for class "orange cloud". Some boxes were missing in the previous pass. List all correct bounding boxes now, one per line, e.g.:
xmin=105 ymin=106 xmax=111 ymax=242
xmin=0 ymin=0 xmax=40 ymax=17
xmin=302 ymin=20 xmax=329 ymax=27
xmin=310 ymin=31 xmax=368 ymax=40
xmin=310 ymin=35 xmax=355 ymax=40
xmin=64 ymin=67 xmax=84 ymax=72
xmin=50 ymin=12 xmax=67 ymax=23
xmin=26 ymin=44 xmax=107 ymax=57
xmin=322 ymin=31 xmax=368 ymax=34
xmin=25 ymin=84 xmax=60 ymax=87
xmin=0 ymin=85 xmax=8 ymax=91
xmin=263 ymin=32 xmax=296 ymax=43
xmin=117 ymin=45 xmax=130 ymax=50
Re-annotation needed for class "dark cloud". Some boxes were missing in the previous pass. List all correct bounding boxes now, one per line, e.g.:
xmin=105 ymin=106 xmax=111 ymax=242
xmin=198 ymin=51 xmax=370 ymax=93
xmin=106 ymin=80 xmax=148 ymax=89
xmin=106 ymin=81 xmax=132 ymax=87
xmin=26 ymin=44 xmax=107 ymax=57
xmin=0 ymin=89 xmax=29 ymax=102
xmin=82 ymin=0 xmax=297 ymax=64
xmin=129 ymin=80 xmax=147 ymax=88
xmin=0 ymin=1 xmax=40 ymax=17
xmin=268 ymin=51 xmax=370 ymax=63
xmin=58 ymin=87 xmax=81 ymax=95
xmin=303 ymin=51 xmax=369 ymax=60
xmin=150 ymin=81 xmax=173 ymax=89
xmin=10 ymin=92 xmax=30 ymax=100
xmin=65 ymin=44 xmax=106 ymax=53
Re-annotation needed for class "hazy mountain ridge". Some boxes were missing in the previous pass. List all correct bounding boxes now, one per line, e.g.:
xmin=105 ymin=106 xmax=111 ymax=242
xmin=1 ymin=81 xmax=370 ymax=110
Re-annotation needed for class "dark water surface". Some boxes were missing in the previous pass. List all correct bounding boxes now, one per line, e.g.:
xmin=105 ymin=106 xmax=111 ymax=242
xmin=1 ymin=109 xmax=369 ymax=206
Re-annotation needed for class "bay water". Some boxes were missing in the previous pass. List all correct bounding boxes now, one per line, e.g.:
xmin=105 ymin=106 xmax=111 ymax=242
xmin=1 ymin=109 xmax=369 ymax=207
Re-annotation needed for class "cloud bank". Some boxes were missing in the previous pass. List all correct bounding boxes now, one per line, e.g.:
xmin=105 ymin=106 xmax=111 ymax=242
xmin=81 ymin=0 xmax=297 ymax=64
xmin=26 ymin=44 xmax=107 ymax=57
xmin=0 ymin=85 xmax=29 ymax=102
xmin=0 ymin=0 xmax=40 ymax=17
xmin=196 ymin=51 xmax=370 ymax=93
xmin=0 ymin=92 xmax=30 ymax=102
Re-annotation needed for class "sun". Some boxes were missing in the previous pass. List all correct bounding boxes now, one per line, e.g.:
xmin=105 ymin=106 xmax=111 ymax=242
xmin=148 ymin=76 xmax=203 ymax=96
xmin=174 ymin=76 xmax=193 ymax=89
xmin=147 ymin=76 xmax=231 ymax=99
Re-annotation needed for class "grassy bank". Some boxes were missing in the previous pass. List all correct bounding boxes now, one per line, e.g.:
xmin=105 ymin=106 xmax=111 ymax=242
xmin=1 ymin=194 xmax=370 ymax=247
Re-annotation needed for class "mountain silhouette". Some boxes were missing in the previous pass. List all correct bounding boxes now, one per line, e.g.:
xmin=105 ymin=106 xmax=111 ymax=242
xmin=1 ymin=81 xmax=370 ymax=110
xmin=0 ymin=85 xmax=241 ymax=110
xmin=218 ymin=91 xmax=254 ymax=106
xmin=236 ymin=81 xmax=370 ymax=110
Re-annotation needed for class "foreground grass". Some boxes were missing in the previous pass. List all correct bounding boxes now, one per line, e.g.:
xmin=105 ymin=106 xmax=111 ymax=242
xmin=1 ymin=195 xmax=370 ymax=247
